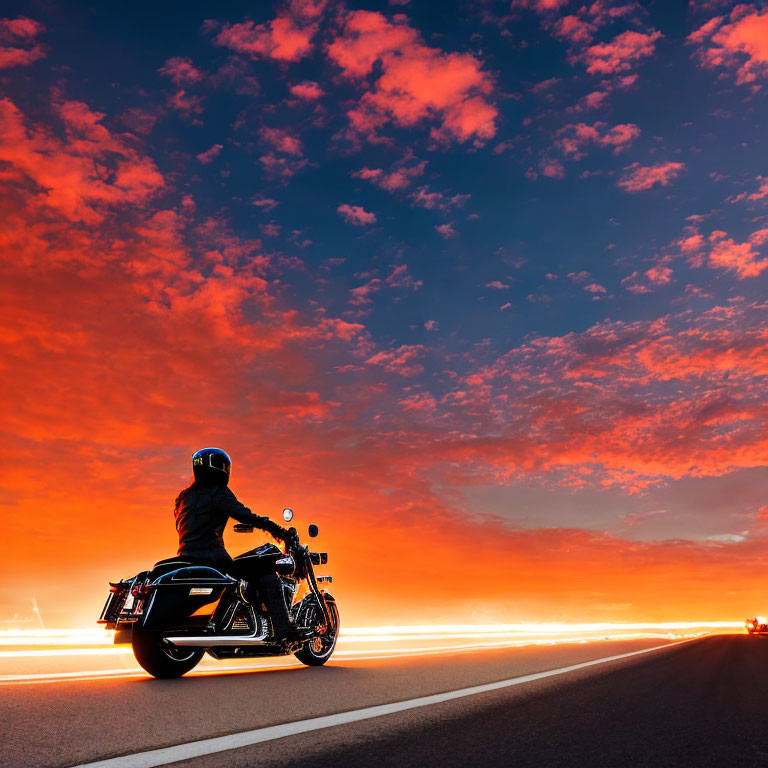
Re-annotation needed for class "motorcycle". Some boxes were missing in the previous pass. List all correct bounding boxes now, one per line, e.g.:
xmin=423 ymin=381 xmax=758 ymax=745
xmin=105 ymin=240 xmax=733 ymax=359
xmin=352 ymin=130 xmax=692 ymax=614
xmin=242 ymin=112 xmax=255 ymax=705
xmin=97 ymin=508 xmax=339 ymax=679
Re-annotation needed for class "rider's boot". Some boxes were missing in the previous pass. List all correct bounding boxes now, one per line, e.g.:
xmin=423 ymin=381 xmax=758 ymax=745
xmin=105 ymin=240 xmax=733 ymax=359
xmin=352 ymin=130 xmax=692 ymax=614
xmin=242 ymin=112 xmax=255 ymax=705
xmin=259 ymin=574 xmax=305 ymax=642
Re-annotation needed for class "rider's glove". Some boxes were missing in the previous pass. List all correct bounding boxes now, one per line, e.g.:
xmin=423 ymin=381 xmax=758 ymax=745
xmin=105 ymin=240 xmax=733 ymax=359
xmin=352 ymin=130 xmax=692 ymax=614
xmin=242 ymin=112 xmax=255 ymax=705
xmin=282 ymin=526 xmax=300 ymax=549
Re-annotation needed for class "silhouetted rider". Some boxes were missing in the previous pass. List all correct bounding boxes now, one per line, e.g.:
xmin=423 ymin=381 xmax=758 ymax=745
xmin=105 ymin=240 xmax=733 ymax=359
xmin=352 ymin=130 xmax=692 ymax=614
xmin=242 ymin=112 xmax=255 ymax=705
xmin=174 ymin=447 xmax=300 ymax=641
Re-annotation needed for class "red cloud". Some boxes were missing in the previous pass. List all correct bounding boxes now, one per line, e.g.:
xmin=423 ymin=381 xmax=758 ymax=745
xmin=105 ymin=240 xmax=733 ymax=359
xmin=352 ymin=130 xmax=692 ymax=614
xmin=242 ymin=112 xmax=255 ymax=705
xmin=349 ymin=276 xmax=383 ymax=306
xmin=365 ymin=344 xmax=425 ymax=375
xmin=337 ymin=203 xmax=377 ymax=225
xmin=252 ymin=196 xmax=279 ymax=211
xmin=677 ymin=232 xmax=705 ymax=254
xmin=259 ymin=152 xmax=307 ymax=178
xmin=214 ymin=1 xmax=324 ymax=63
xmin=512 ymin=0 xmax=569 ymax=12
xmin=354 ymin=160 xmax=426 ymax=191
xmin=0 ymin=97 xmax=164 ymax=225
xmin=687 ymin=15 xmax=725 ymax=46
xmin=259 ymin=126 xmax=306 ymax=178
xmin=196 ymin=144 xmax=223 ymax=164
xmin=556 ymin=121 xmax=640 ymax=160
xmin=692 ymin=7 xmax=768 ymax=85
xmin=0 ymin=16 xmax=45 ymax=68
xmin=617 ymin=161 xmax=685 ymax=192
xmin=327 ymin=11 xmax=497 ymax=144
xmin=588 ymin=1 xmax=643 ymax=25
xmin=349 ymin=265 xmax=420 ymax=307
xmin=289 ymin=0 xmax=328 ymax=20
xmin=707 ymin=228 xmax=768 ymax=278
xmin=552 ymin=14 xmax=596 ymax=45
xmin=422 ymin=300 xmax=768 ymax=491
xmin=260 ymin=126 xmax=303 ymax=155
xmin=570 ymin=75 xmax=638 ymax=112
xmin=621 ymin=271 xmax=652 ymax=294
xmin=578 ymin=29 xmax=662 ymax=74
xmin=410 ymin=185 xmax=469 ymax=211
xmin=645 ymin=265 xmax=673 ymax=285
xmin=543 ymin=2 xmax=643 ymax=50
xmin=0 ymin=16 xmax=42 ymax=38
xmin=537 ymin=158 xmax=566 ymax=179
xmin=158 ymin=56 xmax=204 ymax=85
xmin=168 ymin=89 xmax=203 ymax=117
xmin=289 ymin=80 xmax=325 ymax=100
xmin=386 ymin=263 xmax=422 ymax=290
xmin=262 ymin=390 xmax=340 ymax=421
xmin=730 ymin=176 xmax=768 ymax=202
xmin=398 ymin=391 xmax=437 ymax=413
xmin=0 ymin=95 xmax=369 ymax=459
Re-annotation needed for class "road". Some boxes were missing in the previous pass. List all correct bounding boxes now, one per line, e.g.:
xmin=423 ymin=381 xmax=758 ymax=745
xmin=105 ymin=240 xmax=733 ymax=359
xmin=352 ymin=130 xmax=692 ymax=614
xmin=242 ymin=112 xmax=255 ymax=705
xmin=2 ymin=634 xmax=766 ymax=768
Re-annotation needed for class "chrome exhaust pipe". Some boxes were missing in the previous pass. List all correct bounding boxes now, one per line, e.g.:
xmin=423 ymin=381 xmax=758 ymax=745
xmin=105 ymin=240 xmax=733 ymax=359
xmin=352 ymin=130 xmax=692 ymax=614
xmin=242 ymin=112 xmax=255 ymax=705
xmin=166 ymin=626 xmax=269 ymax=647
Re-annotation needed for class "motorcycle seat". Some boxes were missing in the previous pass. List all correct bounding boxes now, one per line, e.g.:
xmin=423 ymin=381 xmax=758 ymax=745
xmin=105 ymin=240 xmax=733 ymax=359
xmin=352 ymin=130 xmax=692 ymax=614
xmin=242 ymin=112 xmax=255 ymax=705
xmin=150 ymin=558 xmax=193 ymax=578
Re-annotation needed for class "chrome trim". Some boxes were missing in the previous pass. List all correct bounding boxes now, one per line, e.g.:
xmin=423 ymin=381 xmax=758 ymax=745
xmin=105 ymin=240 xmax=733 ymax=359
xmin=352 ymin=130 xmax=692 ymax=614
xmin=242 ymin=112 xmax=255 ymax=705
xmin=221 ymin=599 xmax=240 ymax=628
xmin=226 ymin=602 xmax=256 ymax=632
xmin=166 ymin=622 xmax=268 ymax=647
xmin=141 ymin=591 xmax=157 ymax=622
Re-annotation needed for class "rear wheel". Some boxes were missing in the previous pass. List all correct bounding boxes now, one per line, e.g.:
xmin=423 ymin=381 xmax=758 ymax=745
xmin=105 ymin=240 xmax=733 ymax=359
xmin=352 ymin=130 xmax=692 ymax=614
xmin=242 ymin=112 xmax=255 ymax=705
xmin=132 ymin=628 xmax=204 ymax=679
xmin=294 ymin=596 xmax=339 ymax=667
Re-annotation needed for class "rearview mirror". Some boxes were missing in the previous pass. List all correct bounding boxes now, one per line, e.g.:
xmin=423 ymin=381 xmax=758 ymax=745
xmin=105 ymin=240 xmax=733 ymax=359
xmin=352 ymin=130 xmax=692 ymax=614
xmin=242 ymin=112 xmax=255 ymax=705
xmin=283 ymin=508 xmax=294 ymax=522
xmin=308 ymin=524 xmax=319 ymax=538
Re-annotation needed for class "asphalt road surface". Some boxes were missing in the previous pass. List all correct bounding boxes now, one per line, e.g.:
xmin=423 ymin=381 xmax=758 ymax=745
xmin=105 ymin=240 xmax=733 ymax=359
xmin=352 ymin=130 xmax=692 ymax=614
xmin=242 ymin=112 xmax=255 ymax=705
xmin=3 ymin=634 xmax=767 ymax=768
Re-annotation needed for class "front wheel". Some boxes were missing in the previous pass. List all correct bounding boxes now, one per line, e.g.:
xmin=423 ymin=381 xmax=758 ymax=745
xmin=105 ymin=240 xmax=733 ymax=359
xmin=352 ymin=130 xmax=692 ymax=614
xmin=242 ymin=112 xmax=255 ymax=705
xmin=294 ymin=596 xmax=339 ymax=667
xmin=132 ymin=628 xmax=204 ymax=679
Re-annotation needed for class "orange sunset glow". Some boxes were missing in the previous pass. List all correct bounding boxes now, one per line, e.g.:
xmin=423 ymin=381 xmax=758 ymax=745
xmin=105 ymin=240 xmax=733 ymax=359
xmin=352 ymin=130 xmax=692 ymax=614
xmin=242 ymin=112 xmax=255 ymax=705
xmin=4 ymin=0 xmax=768 ymax=637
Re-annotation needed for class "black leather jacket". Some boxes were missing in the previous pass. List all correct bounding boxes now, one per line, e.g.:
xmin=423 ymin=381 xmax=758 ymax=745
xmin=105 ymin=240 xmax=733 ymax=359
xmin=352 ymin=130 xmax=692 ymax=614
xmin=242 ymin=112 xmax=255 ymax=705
xmin=175 ymin=483 xmax=285 ymax=561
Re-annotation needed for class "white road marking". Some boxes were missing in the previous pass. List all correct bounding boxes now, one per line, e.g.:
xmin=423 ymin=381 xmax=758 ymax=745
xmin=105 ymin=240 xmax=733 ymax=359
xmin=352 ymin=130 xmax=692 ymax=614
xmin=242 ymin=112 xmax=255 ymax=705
xmin=69 ymin=638 xmax=695 ymax=768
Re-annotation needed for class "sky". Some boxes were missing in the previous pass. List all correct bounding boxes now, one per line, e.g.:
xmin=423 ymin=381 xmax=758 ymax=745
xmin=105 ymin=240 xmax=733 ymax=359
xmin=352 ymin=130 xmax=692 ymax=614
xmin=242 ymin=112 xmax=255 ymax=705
xmin=2 ymin=0 xmax=768 ymax=628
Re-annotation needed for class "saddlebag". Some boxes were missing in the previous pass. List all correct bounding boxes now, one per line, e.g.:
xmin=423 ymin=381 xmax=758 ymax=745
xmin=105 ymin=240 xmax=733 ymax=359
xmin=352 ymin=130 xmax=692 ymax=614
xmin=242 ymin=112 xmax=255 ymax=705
xmin=140 ymin=566 xmax=237 ymax=631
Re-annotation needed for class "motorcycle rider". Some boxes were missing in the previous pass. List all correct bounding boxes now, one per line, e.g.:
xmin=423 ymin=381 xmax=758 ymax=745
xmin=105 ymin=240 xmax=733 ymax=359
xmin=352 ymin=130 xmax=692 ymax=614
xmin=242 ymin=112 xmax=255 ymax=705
xmin=174 ymin=447 xmax=302 ymax=641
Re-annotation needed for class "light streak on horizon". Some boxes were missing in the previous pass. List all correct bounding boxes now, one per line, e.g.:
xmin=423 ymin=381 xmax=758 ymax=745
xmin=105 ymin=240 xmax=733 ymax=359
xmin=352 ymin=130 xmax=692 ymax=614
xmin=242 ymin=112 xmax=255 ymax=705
xmin=340 ymin=621 xmax=742 ymax=635
xmin=0 ymin=630 xmax=719 ymax=660
xmin=0 ymin=633 xmax=708 ymax=685
xmin=0 ymin=620 xmax=742 ymax=647
xmin=0 ymin=621 xmax=742 ymax=685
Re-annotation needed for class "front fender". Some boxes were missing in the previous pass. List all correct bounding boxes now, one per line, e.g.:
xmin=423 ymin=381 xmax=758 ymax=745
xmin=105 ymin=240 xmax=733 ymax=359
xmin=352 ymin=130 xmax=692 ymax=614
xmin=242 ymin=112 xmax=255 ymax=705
xmin=292 ymin=591 xmax=337 ymax=629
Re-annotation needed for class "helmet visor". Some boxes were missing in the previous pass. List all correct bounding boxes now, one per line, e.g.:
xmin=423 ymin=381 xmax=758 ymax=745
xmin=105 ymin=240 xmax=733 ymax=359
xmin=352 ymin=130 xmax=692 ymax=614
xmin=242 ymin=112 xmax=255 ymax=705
xmin=209 ymin=454 xmax=230 ymax=474
xmin=193 ymin=452 xmax=230 ymax=475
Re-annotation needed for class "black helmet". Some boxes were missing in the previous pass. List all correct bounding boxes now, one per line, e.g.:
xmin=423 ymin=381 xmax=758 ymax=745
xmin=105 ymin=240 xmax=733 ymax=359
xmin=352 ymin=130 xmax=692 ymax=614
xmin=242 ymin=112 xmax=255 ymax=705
xmin=192 ymin=447 xmax=231 ymax=486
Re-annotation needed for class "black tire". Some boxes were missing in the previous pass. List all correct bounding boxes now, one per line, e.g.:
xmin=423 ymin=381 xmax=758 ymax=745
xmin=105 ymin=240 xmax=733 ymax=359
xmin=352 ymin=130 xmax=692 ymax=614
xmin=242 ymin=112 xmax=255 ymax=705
xmin=294 ymin=596 xmax=339 ymax=667
xmin=132 ymin=628 xmax=203 ymax=679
